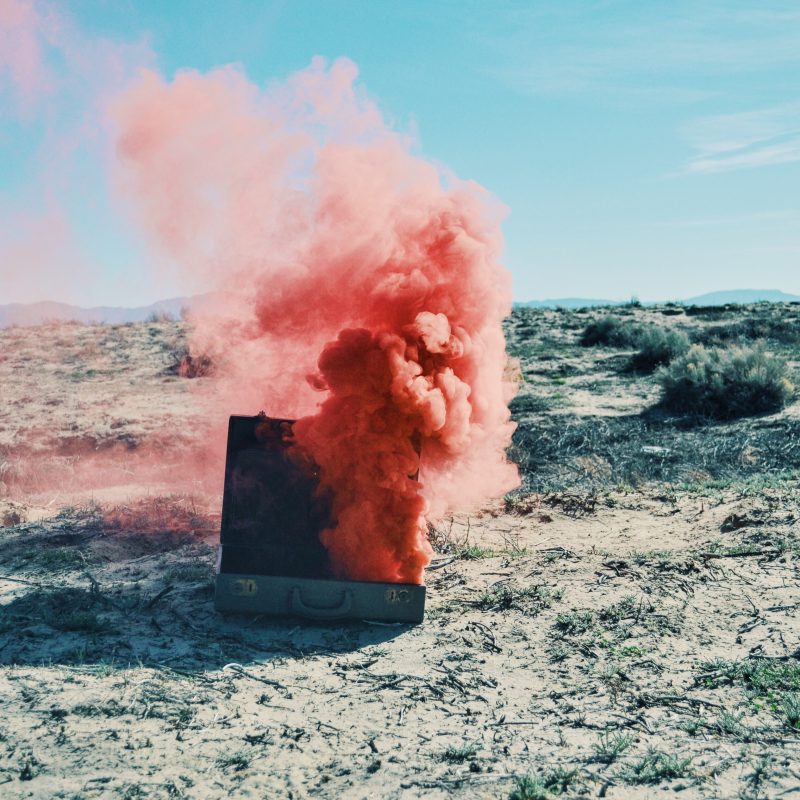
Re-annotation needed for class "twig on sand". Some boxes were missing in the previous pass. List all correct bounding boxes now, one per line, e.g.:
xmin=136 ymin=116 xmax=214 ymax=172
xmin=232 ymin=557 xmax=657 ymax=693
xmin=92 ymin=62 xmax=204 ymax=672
xmin=144 ymin=585 xmax=174 ymax=609
xmin=766 ymin=602 xmax=800 ymax=612
xmin=468 ymin=620 xmax=502 ymax=652
xmin=428 ymin=557 xmax=456 ymax=570
xmin=222 ymin=662 xmax=287 ymax=690
xmin=0 ymin=575 xmax=58 ymax=589
xmin=77 ymin=551 xmax=102 ymax=594
xmin=598 ymin=778 xmax=616 ymax=797
xmin=402 ymin=774 xmax=517 ymax=789
xmin=539 ymin=546 xmax=579 ymax=559
xmin=637 ymin=692 xmax=723 ymax=710
xmin=608 ymin=712 xmax=654 ymax=734
xmin=700 ymin=549 xmax=777 ymax=560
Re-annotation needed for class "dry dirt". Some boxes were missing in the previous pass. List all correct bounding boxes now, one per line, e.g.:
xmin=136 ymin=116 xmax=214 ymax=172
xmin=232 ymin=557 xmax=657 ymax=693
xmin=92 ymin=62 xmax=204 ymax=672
xmin=1 ymin=306 xmax=799 ymax=799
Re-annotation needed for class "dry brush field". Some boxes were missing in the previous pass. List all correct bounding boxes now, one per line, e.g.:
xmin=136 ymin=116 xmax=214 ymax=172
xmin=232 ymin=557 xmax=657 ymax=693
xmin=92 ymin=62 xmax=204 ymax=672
xmin=1 ymin=303 xmax=799 ymax=799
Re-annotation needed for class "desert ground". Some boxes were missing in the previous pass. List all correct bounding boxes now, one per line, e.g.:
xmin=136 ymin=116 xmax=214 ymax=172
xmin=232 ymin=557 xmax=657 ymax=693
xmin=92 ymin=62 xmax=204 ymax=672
xmin=1 ymin=303 xmax=799 ymax=799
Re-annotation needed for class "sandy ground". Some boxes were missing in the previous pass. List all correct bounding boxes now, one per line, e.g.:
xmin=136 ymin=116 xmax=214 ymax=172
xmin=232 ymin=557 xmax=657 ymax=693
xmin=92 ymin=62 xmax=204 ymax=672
xmin=1 ymin=310 xmax=799 ymax=799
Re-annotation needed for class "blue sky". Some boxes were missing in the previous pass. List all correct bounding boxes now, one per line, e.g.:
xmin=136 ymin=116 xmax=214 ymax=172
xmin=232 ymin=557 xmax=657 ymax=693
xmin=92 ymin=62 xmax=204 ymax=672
xmin=1 ymin=0 xmax=799 ymax=305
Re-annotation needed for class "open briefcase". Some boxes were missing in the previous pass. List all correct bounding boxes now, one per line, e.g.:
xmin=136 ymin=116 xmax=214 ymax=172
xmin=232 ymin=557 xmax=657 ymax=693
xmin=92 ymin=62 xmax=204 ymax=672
xmin=214 ymin=414 xmax=426 ymax=623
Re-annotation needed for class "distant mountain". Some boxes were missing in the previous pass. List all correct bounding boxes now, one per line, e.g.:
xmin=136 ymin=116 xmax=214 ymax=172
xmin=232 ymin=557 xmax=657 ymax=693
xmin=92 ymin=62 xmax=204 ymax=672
xmin=516 ymin=289 xmax=800 ymax=309
xmin=515 ymin=298 xmax=617 ymax=309
xmin=683 ymin=289 xmax=800 ymax=306
xmin=3 ymin=288 xmax=800 ymax=328
xmin=0 ymin=296 xmax=210 ymax=327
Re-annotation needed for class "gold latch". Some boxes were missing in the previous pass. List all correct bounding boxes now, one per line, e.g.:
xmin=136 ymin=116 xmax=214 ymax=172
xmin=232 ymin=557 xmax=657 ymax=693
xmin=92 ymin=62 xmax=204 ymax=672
xmin=385 ymin=588 xmax=411 ymax=604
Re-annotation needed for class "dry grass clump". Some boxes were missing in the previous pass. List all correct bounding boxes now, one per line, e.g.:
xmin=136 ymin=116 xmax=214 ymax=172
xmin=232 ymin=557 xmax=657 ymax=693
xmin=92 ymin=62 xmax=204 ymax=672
xmin=657 ymin=344 xmax=795 ymax=420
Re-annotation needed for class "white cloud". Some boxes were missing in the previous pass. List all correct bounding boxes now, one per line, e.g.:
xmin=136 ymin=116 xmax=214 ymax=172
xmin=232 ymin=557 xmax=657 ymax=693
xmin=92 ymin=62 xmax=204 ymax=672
xmin=682 ymin=102 xmax=800 ymax=173
xmin=479 ymin=2 xmax=800 ymax=103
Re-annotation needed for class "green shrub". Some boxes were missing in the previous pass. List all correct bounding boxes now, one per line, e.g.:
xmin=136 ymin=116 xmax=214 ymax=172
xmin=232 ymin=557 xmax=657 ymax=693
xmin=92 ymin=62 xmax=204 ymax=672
xmin=657 ymin=344 xmax=795 ymax=419
xmin=580 ymin=316 xmax=635 ymax=347
xmin=629 ymin=326 xmax=690 ymax=372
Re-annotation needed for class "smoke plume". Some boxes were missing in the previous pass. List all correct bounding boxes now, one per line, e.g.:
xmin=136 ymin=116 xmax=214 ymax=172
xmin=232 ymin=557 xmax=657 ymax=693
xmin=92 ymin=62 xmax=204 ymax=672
xmin=112 ymin=57 xmax=518 ymax=584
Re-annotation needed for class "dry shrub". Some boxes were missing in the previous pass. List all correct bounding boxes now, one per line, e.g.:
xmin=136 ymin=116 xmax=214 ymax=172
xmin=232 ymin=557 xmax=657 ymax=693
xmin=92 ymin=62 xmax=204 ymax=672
xmin=504 ymin=494 xmax=541 ymax=515
xmin=581 ymin=316 xmax=690 ymax=372
xmin=629 ymin=326 xmax=690 ymax=372
xmin=580 ymin=315 xmax=635 ymax=347
xmin=692 ymin=316 xmax=800 ymax=346
xmin=166 ymin=349 xmax=214 ymax=378
xmin=1 ymin=501 xmax=26 ymax=527
xmin=657 ymin=344 xmax=795 ymax=420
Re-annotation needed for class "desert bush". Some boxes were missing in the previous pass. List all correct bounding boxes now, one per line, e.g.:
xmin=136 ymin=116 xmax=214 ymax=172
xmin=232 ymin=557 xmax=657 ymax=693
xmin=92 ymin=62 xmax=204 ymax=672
xmin=165 ymin=347 xmax=214 ymax=378
xmin=146 ymin=310 xmax=176 ymax=323
xmin=660 ymin=305 xmax=684 ymax=316
xmin=657 ymin=344 xmax=795 ymax=419
xmin=580 ymin=315 xmax=635 ymax=347
xmin=629 ymin=326 xmax=690 ymax=372
xmin=684 ymin=304 xmax=733 ymax=318
xmin=692 ymin=316 xmax=800 ymax=347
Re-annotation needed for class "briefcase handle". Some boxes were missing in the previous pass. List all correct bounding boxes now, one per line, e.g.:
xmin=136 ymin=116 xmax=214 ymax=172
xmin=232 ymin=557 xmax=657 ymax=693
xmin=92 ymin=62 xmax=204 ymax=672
xmin=290 ymin=587 xmax=353 ymax=619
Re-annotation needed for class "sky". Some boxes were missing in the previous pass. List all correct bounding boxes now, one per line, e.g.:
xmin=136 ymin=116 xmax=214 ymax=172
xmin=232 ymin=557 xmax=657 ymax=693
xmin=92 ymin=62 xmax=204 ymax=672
xmin=1 ymin=0 xmax=799 ymax=306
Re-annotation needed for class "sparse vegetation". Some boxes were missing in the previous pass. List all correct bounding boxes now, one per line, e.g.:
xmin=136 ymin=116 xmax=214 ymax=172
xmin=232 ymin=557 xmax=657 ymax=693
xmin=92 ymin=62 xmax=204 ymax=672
xmin=457 ymin=543 xmax=495 ymax=560
xmin=509 ymin=774 xmax=549 ymax=800
xmin=744 ymin=755 xmax=774 ymax=796
xmin=618 ymin=749 xmax=692 ymax=785
xmin=215 ymin=750 xmax=251 ymax=772
xmin=509 ymin=767 xmax=578 ymax=800
xmin=592 ymin=731 xmax=633 ymax=763
xmin=440 ymin=743 xmax=478 ymax=763
xmin=475 ymin=583 xmax=555 ymax=613
xmin=554 ymin=610 xmax=594 ymax=635
xmin=781 ymin=693 xmax=800 ymax=729
xmin=714 ymin=710 xmax=747 ymax=738
xmin=700 ymin=658 xmax=800 ymax=694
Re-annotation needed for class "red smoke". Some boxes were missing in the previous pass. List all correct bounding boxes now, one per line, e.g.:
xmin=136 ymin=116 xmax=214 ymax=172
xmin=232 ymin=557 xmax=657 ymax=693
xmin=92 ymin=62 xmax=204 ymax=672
xmin=112 ymin=57 xmax=518 ymax=584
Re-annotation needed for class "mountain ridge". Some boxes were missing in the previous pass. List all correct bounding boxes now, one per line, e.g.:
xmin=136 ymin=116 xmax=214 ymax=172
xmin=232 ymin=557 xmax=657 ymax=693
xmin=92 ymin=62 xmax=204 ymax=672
xmin=0 ymin=296 xmax=203 ymax=328
xmin=2 ymin=289 xmax=800 ymax=327
xmin=515 ymin=289 xmax=800 ymax=309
